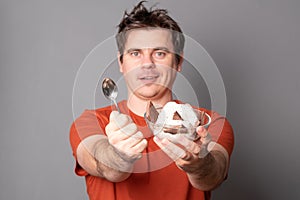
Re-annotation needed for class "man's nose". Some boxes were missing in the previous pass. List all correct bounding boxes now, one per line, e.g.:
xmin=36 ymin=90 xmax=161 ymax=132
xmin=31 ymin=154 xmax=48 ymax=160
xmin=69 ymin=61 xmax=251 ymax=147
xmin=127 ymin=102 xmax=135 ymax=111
xmin=141 ymin=52 xmax=155 ymax=69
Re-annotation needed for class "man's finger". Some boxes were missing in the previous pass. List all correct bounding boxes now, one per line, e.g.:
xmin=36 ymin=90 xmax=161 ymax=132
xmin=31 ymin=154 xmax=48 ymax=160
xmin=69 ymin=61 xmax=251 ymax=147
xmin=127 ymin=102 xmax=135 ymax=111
xmin=158 ymin=133 xmax=200 ymax=154
xmin=153 ymin=136 xmax=185 ymax=161
xmin=113 ymin=138 xmax=147 ymax=161
xmin=196 ymin=126 xmax=211 ymax=145
xmin=108 ymin=124 xmax=141 ymax=145
xmin=196 ymin=126 xmax=208 ymax=137
xmin=131 ymin=138 xmax=148 ymax=154
xmin=119 ymin=123 xmax=138 ymax=136
xmin=109 ymin=110 xmax=119 ymax=121
xmin=106 ymin=113 xmax=131 ymax=133
xmin=114 ymin=131 xmax=144 ymax=148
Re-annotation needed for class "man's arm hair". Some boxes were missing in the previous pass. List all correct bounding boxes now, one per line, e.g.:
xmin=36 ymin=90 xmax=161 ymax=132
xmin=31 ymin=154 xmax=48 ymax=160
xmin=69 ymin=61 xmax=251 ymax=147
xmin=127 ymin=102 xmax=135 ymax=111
xmin=76 ymin=135 xmax=133 ymax=182
xmin=186 ymin=142 xmax=229 ymax=191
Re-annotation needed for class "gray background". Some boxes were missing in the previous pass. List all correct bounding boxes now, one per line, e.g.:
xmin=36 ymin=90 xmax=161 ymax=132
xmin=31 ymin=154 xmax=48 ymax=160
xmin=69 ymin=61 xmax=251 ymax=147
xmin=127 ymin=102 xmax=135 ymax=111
xmin=1 ymin=0 xmax=299 ymax=199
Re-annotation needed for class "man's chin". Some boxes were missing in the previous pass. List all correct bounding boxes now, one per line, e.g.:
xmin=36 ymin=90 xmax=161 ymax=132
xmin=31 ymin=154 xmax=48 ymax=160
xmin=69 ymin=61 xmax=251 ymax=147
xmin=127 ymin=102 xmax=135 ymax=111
xmin=134 ymin=91 xmax=159 ymax=100
xmin=130 ymin=83 xmax=170 ymax=99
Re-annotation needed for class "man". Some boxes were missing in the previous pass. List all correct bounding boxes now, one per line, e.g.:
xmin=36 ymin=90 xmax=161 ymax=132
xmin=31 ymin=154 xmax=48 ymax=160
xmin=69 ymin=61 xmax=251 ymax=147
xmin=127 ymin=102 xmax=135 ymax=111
xmin=70 ymin=1 xmax=234 ymax=199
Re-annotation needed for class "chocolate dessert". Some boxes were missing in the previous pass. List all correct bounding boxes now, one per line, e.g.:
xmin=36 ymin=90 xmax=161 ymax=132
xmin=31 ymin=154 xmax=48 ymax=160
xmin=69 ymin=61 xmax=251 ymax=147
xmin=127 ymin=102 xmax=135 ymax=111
xmin=146 ymin=101 xmax=206 ymax=135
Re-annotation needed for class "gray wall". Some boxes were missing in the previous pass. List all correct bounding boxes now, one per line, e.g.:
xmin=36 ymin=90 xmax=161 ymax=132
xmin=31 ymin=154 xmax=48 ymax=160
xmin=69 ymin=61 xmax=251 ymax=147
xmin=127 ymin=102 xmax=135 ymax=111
xmin=1 ymin=0 xmax=299 ymax=199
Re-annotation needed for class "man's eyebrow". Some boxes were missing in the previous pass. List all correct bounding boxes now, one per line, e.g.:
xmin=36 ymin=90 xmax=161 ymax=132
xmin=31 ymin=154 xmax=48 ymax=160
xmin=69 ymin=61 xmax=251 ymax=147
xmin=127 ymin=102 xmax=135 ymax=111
xmin=153 ymin=47 xmax=171 ymax=52
xmin=126 ymin=48 xmax=141 ymax=53
xmin=126 ymin=47 xmax=171 ymax=53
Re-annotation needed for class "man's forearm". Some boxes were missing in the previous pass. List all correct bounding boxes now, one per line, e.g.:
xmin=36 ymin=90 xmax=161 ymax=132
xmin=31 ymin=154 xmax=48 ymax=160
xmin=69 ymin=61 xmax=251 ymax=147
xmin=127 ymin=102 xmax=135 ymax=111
xmin=93 ymin=138 xmax=133 ymax=182
xmin=187 ymin=150 xmax=227 ymax=191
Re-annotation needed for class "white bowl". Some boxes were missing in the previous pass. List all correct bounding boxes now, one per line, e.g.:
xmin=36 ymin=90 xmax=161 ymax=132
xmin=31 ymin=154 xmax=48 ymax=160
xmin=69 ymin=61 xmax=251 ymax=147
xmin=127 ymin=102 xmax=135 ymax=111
xmin=145 ymin=107 xmax=211 ymax=140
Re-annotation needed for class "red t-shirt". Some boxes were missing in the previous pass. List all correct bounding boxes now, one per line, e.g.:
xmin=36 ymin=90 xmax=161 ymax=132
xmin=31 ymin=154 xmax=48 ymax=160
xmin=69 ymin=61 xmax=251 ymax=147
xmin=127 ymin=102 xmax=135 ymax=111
xmin=70 ymin=100 xmax=234 ymax=200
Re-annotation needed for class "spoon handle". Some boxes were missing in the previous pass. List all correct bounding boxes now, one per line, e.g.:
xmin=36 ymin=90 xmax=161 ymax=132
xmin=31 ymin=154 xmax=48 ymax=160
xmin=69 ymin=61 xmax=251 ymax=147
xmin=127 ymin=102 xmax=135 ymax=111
xmin=112 ymin=98 xmax=121 ymax=113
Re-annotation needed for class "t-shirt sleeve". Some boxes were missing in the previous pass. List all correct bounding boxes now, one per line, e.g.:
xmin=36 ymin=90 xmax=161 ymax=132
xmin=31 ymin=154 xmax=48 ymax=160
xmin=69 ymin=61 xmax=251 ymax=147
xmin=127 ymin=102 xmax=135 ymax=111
xmin=69 ymin=109 xmax=110 ymax=176
xmin=207 ymin=111 xmax=234 ymax=157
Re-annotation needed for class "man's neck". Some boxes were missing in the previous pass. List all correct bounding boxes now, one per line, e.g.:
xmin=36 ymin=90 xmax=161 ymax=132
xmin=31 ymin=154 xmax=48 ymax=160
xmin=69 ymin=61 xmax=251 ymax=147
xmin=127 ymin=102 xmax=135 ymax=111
xmin=127 ymin=93 xmax=173 ymax=116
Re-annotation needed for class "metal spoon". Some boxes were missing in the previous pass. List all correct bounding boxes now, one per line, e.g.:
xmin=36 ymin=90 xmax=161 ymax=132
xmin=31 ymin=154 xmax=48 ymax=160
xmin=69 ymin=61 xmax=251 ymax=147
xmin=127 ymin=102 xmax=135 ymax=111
xmin=102 ymin=78 xmax=120 ymax=112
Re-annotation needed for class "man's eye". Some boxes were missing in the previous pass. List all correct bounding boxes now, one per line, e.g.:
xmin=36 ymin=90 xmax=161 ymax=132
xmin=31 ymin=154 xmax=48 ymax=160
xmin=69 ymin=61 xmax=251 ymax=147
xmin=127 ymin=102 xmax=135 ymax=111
xmin=131 ymin=51 xmax=140 ymax=57
xmin=155 ymin=51 xmax=166 ymax=58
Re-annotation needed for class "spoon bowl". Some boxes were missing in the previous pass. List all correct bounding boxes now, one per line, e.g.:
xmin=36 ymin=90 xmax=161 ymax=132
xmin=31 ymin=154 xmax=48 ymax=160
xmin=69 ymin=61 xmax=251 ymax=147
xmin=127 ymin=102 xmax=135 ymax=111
xmin=102 ymin=78 xmax=120 ymax=112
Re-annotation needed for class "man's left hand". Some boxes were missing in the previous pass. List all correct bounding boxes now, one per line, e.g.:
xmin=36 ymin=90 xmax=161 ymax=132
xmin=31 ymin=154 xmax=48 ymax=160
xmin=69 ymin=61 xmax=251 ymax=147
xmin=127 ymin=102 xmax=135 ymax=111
xmin=153 ymin=126 xmax=211 ymax=173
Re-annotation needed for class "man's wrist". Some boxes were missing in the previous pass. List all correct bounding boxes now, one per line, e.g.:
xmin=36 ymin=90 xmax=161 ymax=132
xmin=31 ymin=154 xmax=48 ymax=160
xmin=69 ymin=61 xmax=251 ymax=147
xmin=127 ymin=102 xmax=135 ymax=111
xmin=93 ymin=138 xmax=134 ymax=173
xmin=187 ymin=152 xmax=215 ymax=177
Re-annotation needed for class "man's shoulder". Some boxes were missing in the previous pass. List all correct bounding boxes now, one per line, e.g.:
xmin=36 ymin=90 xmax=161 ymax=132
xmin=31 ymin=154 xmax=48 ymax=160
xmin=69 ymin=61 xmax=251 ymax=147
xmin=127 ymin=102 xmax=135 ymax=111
xmin=73 ymin=104 xmax=112 ymax=123
xmin=175 ymin=99 xmax=212 ymax=113
xmin=78 ymin=100 xmax=127 ymax=119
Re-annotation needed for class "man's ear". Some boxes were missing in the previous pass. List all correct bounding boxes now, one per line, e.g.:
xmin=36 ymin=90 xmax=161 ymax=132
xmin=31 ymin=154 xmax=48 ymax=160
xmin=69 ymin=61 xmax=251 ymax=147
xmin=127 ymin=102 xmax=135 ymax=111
xmin=118 ymin=52 xmax=123 ymax=73
xmin=177 ymin=52 xmax=184 ymax=72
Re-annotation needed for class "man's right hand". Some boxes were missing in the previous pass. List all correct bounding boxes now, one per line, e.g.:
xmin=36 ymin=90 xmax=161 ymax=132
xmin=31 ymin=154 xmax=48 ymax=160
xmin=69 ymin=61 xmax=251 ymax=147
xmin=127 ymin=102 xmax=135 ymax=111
xmin=105 ymin=111 xmax=148 ymax=162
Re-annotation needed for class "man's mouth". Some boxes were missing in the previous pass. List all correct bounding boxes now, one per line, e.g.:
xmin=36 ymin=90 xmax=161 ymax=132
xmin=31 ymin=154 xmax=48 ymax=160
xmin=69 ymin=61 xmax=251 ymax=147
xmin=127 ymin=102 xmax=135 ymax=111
xmin=138 ymin=74 xmax=159 ymax=84
xmin=140 ymin=75 xmax=159 ymax=80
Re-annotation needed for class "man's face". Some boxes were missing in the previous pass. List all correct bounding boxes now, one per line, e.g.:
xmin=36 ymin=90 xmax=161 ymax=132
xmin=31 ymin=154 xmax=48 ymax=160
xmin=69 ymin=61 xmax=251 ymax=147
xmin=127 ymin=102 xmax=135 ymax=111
xmin=119 ymin=28 xmax=182 ymax=101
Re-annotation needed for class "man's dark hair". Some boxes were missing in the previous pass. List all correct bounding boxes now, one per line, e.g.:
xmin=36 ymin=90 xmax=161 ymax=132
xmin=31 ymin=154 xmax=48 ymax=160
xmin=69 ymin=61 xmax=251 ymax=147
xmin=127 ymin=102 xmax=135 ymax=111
xmin=116 ymin=1 xmax=185 ymax=64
